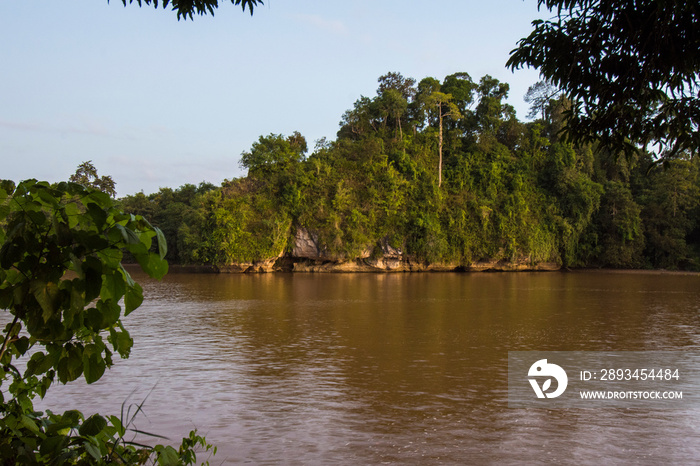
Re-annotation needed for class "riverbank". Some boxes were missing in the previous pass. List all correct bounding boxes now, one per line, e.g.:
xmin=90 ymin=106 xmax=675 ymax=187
xmin=151 ymin=262 xmax=699 ymax=275
xmin=570 ymin=268 xmax=700 ymax=276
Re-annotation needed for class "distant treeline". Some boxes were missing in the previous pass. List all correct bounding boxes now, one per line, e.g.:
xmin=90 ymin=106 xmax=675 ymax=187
xmin=118 ymin=72 xmax=700 ymax=270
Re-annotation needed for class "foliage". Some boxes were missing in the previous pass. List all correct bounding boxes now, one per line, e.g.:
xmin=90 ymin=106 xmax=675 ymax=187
xmin=638 ymin=156 xmax=700 ymax=269
xmin=115 ymin=0 xmax=262 ymax=20
xmin=508 ymin=0 xmax=700 ymax=159
xmin=118 ymin=182 xmax=216 ymax=264
xmin=118 ymin=71 xmax=700 ymax=271
xmin=0 ymin=180 xmax=215 ymax=464
xmin=524 ymin=81 xmax=559 ymax=121
xmin=239 ymin=133 xmax=307 ymax=177
xmin=196 ymin=182 xmax=292 ymax=264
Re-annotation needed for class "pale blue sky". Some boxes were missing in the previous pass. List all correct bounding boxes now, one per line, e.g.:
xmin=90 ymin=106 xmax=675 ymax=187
xmin=1 ymin=0 xmax=545 ymax=196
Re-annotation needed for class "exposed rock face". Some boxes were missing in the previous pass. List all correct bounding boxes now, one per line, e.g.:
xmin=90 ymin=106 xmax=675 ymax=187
xmin=290 ymin=257 xmax=559 ymax=273
xmin=292 ymin=227 xmax=325 ymax=260
xmin=213 ymin=227 xmax=560 ymax=273
xmin=364 ymin=237 xmax=404 ymax=270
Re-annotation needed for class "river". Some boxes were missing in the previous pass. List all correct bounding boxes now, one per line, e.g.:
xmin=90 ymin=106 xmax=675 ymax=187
xmin=36 ymin=271 xmax=700 ymax=464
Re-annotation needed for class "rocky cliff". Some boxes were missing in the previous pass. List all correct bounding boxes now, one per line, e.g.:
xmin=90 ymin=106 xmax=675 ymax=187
xmin=206 ymin=227 xmax=560 ymax=273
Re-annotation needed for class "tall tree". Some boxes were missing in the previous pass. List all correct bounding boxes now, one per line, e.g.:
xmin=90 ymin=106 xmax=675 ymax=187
xmin=524 ymin=80 xmax=559 ymax=120
xmin=69 ymin=161 xmax=117 ymax=198
xmin=417 ymin=79 xmax=462 ymax=188
xmin=475 ymin=75 xmax=513 ymax=135
xmin=508 ymin=0 xmax=700 ymax=158
xmin=377 ymin=72 xmax=416 ymax=101
xmin=376 ymin=72 xmax=416 ymax=144
xmin=440 ymin=72 xmax=477 ymax=118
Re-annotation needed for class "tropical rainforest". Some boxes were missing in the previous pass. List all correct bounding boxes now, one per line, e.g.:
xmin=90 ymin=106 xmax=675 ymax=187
xmin=118 ymin=72 xmax=700 ymax=271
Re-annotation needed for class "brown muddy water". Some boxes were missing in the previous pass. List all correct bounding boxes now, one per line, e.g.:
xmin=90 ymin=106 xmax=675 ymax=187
xmin=35 ymin=271 xmax=700 ymax=464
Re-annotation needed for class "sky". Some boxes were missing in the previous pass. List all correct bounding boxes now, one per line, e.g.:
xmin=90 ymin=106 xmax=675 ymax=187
xmin=1 ymin=0 xmax=547 ymax=197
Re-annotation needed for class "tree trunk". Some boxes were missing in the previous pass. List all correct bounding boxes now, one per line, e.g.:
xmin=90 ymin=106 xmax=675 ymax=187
xmin=438 ymin=103 xmax=443 ymax=188
xmin=398 ymin=115 xmax=406 ymax=155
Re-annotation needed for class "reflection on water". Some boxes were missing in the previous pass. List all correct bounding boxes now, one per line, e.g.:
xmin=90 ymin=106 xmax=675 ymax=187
xmin=36 ymin=272 xmax=700 ymax=464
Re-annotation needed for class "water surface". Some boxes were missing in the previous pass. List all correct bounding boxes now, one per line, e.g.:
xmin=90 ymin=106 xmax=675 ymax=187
xmin=38 ymin=271 xmax=700 ymax=464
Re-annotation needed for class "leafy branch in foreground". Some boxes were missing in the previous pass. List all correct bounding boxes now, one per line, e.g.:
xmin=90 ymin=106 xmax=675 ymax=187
xmin=114 ymin=0 xmax=262 ymax=20
xmin=508 ymin=0 xmax=700 ymax=159
xmin=0 ymin=179 xmax=214 ymax=464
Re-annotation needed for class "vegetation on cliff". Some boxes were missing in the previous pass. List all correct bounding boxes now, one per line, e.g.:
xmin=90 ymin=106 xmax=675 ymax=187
xmin=119 ymin=72 xmax=700 ymax=271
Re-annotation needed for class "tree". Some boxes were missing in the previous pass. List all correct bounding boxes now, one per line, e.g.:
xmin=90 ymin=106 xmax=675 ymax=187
xmin=639 ymin=156 xmax=700 ymax=268
xmin=416 ymin=78 xmax=461 ymax=188
xmin=338 ymin=96 xmax=376 ymax=140
xmin=523 ymin=80 xmax=559 ymax=120
xmin=507 ymin=0 xmax=700 ymax=159
xmin=376 ymin=72 xmax=416 ymax=143
xmin=69 ymin=161 xmax=117 ymax=198
xmin=240 ymin=133 xmax=307 ymax=176
xmin=377 ymin=72 xmax=416 ymax=102
xmin=474 ymin=75 xmax=513 ymax=135
xmin=0 ymin=179 xmax=214 ymax=463
xmin=440 ymin=72 xmax=477 ymax=119
xmin=116 ymin=0 xmax=262 ymax=20
xmin=376 ymin=88 xmax=409 ymax=142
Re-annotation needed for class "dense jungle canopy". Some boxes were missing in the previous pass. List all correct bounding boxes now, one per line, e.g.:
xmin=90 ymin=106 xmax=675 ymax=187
xmin=119 ymin=72 xmax=700 ymax=270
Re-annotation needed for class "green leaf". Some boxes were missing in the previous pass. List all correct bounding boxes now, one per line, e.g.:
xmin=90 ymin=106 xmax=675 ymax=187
xmin=96 ymin=299 xmax=121 ymax=329
xmin=13 ymin=336 xmax=30 ymax=355
xmin=83 ymin=441 xmax=103 ymax=460
xmin=97 ymin=247 xmax=123 ymax=269
xmin=26 ymin=352 xmax=49 ymax=377
xmin=37 ymin=187 xmax=60 ymax=208
xmin=63 ymin=201 xmax=80 ymax=228
xmin=40 ymin=436 xmax=68 ymax=458
xmin=101 ymin=270 xmax=126 ymax=302
xmin=27 ymin=209 xmax=48 ymax=226
xmin=67 ymin=282 xmax=85 ymax=325
xmin=110 ymin=327 xmax=133 ymax=359
xmin=0 ymin=239 xmax=25 ymax=269
xmin=0 ymin=179 xmax=16 ymax=196
xmin=86 ymin=190 xmax=112 ymax=207
xmin=138 ymin=252 xmax=169 ymax=280
xmin=155 ymin=226 xmax=168 ymax=259
xmin=124 ymin=281 xmax=144 ymax=316
xmin=57 ymin=345 xmax=84 ymax=384
xmin=156 ymin=445 xmax=181 ymax=465
xmin=60 ymin=410 xmax=82 ymax=426
xmin=83 ymin=260 xmax=103 ymax=302
xmin=30 ymin=280 xmax=60 ymax=322
xmin=86 ymin=307 xmax=103 ymax=332
xmin=107 ymin=415 xmax=124 ymax=436
xmin=19 ymin=414 xmax=41 ymax=433
xmin=83 ymin=353 xmax=106 ymax=384
xmin=79 ymin=414 xmax=107 ymax=437
xmin=115 ymin=223 xmax=141 ymax=245
xmin=86 ymin=202 xmax=108 ymax=227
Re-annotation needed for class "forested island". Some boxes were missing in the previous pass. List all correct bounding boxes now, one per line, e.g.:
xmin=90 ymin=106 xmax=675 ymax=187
xmin=119 ymin=72 xmax=700 ymax=272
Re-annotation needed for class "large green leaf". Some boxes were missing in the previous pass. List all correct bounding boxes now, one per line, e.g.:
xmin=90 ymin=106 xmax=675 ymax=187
xmin=155 ymin=226 xmax=168 ymax=259
xmin=79 ymin=414 xmax=107 ymax=437
xmin=156 ymin=445 xmax=181 ymax=465
xmin=124 ymin=281 xmax=144 ymax=316
xmin=83 ymin=353 xmax=106 ymax=384
xmin=30 ymin=280 xmax=60 ymax=323
xmin=137 ymin=252 xmax=169 ymax=280
xmin=101 ymin=270 xmax=126 ymax=303
xmin=115 ymin=223 xmax=142 ymax=245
